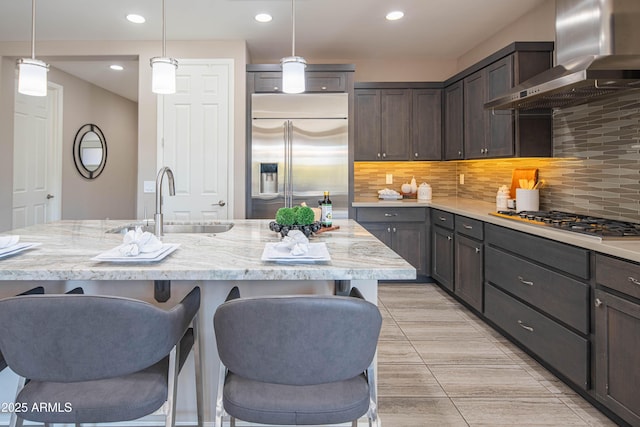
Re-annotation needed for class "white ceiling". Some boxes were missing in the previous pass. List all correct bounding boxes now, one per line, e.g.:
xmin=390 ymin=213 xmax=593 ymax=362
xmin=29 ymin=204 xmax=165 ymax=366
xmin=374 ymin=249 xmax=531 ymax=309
xmin=0 ymin=0 xmax=547 ymax=101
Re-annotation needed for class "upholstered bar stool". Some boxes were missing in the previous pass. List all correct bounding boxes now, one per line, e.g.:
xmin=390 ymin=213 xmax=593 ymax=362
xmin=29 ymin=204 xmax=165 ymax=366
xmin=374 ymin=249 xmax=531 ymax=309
xmin=214 ymin=287 xmax=382 ymax=427
xmin=0 ymin=286 xmax=202 ymax=427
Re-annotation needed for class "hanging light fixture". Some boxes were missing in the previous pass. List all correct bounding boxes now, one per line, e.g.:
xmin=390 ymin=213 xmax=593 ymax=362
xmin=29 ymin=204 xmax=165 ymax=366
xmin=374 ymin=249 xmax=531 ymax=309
xmin=150 ymin=0 xmax=177 ymax=94
xmin=281 ymin=0 xmax=306 ymax=94
xmin=17 ymin=0 xmax=49 ymax=97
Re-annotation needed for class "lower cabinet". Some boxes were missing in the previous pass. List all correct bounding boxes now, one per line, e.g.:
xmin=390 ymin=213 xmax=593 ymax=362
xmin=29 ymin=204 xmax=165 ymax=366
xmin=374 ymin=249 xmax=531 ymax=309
xmin=594 ymin=254 xmax=640 ymax=427
xmin=355 ymin=207 xmax=429 ymax=277
xmin=431 ymin=210 xmax=455 ymax=290
xmin=454 ymin=216 xmax=484 ymax=312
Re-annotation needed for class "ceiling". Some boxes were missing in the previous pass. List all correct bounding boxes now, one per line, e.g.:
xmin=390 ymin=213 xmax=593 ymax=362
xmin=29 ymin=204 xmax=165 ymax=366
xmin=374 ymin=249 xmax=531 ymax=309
xmin=0 ymin=0 xmax=547 ymax=101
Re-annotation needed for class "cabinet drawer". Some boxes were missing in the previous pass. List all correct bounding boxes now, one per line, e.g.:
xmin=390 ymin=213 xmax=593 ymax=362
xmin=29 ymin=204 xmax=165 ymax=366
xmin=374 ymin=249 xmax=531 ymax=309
xmin=432 ymin=209 xmax=454 ymax=230
xmin=356 ymin=207 xmax=427 ymax=223
xmin=485 ymin=284 xmax=589 ymax=389
xmin=486 ymin=246 xmax=589 ymax=334
xmin=595 ymin=254 xmax=640 ymax=300
xmin=455 ymin=215 xmax=484 ymax=240
xmin=486 ymin=223 xmax=590 ymax=279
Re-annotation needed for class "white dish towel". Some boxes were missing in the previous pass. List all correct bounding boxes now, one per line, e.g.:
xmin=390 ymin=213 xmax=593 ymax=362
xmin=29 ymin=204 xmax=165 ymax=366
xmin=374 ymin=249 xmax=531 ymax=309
xmin=119 ymin=227 xmax=163 ymax=256
xmin=276 ymin=229 xmax=309 ymax=256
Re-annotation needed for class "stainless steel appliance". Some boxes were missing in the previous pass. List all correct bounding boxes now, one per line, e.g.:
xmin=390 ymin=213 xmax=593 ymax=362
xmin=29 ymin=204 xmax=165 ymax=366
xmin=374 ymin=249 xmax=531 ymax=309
xmin=248 ymin=93 xmax=349 ymax=219
xmin=491 ymin=210 xmax=640 ymax=240
xmin=486 ymin=0 xmax=640 ymax=110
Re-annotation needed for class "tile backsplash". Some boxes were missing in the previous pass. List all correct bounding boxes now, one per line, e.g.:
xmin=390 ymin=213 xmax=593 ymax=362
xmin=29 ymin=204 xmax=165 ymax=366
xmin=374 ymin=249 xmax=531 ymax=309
xmin=354 ymin=89 xmax=640 ymax=223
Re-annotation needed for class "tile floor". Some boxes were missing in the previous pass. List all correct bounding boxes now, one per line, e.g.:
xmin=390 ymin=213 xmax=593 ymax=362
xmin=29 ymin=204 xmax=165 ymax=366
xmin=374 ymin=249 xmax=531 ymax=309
xmin=376 ymin=283 xmax=618 ymax=427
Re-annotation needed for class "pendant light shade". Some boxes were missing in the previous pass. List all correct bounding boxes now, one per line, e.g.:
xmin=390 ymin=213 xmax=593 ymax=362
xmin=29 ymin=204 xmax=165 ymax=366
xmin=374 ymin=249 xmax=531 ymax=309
xmin=281 ymin=0 xmax=306 ymax=94
xmin=150 ymin=0 xmax=177 ymax=94
xmin=17 ymin=0 xmax=48 ymax=97
xmin=151 ymin=57 xmax=178 ymax=94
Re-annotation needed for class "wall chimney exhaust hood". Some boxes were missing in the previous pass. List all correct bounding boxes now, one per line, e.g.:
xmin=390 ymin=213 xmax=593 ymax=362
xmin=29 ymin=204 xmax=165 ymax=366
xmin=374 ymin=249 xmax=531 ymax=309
xmin=486 ymin=0 xmax=640 ymax=110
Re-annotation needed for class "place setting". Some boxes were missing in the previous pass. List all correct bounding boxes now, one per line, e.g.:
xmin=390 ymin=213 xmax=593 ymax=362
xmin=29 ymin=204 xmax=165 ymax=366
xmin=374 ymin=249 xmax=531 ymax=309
xmin=0 ymin=235 xmax=42 ymax=259
xmin=92 ymin=227 xmax=180 ymax=263
xmin=261 ymin=229 xmax=331 ymax=264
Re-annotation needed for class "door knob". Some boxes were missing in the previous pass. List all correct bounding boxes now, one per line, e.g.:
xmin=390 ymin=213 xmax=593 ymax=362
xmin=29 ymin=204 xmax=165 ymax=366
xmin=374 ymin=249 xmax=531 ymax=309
xmin=215 ymin=200 xmax=226 ymax=207
xmin=46 ymin=194 xmax=54 ymax=199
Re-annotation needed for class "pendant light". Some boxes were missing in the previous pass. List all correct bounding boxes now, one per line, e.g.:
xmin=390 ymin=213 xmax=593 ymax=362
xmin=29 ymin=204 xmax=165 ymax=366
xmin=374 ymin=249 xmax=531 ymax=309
xmin=17 ymin=0 xmax=49 ymax=97
xmin=281 ymin=0 xmax=306 ymax=94
xmin=150 ymin=0 xmax=177 ymax=94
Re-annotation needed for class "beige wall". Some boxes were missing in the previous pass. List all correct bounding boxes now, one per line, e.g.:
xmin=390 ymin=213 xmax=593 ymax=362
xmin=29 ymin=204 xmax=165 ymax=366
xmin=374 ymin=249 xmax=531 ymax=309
xmin=45 ymin=67 xmax=138 ymax=220
xmin=0 ymin=39 xmax=248 ymax=227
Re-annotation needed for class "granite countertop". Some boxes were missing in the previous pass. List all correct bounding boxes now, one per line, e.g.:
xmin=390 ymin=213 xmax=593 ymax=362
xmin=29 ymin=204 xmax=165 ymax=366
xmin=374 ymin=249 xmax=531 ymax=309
xmin=353 ymin=196 xmax=640 ymax=263
xmin=0 ymin=219 xmax=416 ymax=281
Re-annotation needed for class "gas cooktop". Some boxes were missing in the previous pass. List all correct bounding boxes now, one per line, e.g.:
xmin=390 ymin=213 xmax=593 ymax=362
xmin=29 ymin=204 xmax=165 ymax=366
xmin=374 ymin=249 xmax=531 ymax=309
xmin=490 ymin=210 xmax=640 ymax=240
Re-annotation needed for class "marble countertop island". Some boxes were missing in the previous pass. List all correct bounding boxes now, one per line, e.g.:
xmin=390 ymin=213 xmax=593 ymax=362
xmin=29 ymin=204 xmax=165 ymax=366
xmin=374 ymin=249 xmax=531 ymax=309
xmin=0 ymin=219 xmax=416 ymax=282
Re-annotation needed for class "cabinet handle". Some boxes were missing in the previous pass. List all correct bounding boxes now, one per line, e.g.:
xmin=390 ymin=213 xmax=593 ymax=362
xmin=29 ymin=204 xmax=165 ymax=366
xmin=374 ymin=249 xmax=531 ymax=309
xmin=458 ymin=150 xmax=462 ymax=157
xmin=447 ymin=236 xmax=452 ymax=241
xmin=517 ymin=276 xmax=534 ymax=286
xmin=377 ymin=153 xmax=381 ymax=158
xmin=392 ymin=227 xmax=397 ymax=233
xmin=387 ymin=227 xmax=391 ymax=233
xmin=594 ymin=298 xmax=602 ymax=307
xmin=485 ymin=148 xmax=489 ymax=154
xmin=273 ymin=86 xmax=279 ymax=91
xmin=439 ymin=216 xmax=447 ymax=221
xmin=517 ymin=320 xmax=534 ymax=332
xmin=382 ymin=152 xmax=387 ymax=158
xmin=321 ymin=86 xmax=327 ymax=90
xmin=384 ymin=213 xmax=398 ymax=217
xmin=463 ymin=224 xmax=473 ymax=229
xmin=475 ymin=247 xmax=480 ymax=254
xmin=414 ymin=152 xmax=419 ymax=157
xmin=628 ymin=276 xmax=640 ymax=286
xmin=480 ymin=148 xmax=485 ymax=154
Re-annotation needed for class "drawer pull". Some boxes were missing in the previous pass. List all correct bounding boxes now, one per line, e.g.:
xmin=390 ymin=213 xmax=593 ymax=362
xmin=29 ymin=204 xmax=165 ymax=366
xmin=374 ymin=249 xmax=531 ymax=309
xmin=392 ymin=227 xmax=397 ymax=233
xmin=384 ymin=213 xmax=398 ymax=217
xmin=517 ymin=276 xmax=534 ymax=286
xmin=517 ymin=320 xmax=534 ymax=332
xmin=475 ymin=247 xmax=480 ymax=254
xmin=463 ymin=224 xmax=473 ymax=229
xmin=387 ymin=227 xmax=391 ymax=233
xmin=628 ymin=276 xmax=640 ymax=286
xmin=595 ymin=298 xmax=602 ymax=308
xmin=439 ymin=216 xmax=447 ymax=221
xmin=447 ymin=236 xmax=452 ymax=241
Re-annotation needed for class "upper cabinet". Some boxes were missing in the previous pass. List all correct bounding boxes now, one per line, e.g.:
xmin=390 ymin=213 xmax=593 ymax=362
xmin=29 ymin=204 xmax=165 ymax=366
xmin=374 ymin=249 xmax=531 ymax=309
xmin=446 ymin=42 xmax=554 ymax=159
xmin=247 ymin=64 xmax=355 ymax=94
xmin=354 ymin=84 xmax=442 ymax=161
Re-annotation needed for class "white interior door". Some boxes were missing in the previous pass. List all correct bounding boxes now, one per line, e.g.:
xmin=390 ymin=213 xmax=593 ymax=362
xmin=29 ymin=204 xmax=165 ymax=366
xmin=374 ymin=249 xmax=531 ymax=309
xmin=158 ymin=59 xmax=233 ymax=221
xmin=13 ymin=81 xmax=63 ymax=228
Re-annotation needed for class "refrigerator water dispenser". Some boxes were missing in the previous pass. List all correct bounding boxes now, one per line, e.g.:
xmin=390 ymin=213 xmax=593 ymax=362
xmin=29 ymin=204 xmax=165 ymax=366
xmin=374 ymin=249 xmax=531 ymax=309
xmin=260 ymin=163 xmax=278 ymax=194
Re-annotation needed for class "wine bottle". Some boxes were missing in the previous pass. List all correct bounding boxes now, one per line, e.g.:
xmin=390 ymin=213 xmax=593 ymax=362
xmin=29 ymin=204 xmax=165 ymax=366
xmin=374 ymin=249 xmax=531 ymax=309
xmin=320 ymin=191 xmax=332 ymax=227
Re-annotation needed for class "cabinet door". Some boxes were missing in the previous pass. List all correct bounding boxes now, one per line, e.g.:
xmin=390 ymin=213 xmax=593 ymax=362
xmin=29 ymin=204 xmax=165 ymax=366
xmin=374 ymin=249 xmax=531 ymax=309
xmin=595 ymin=289 xmax=640 ymax=426
xmin=354 ymin=90 xmax=381 ymax=161
xmin=412 ymin=89 xmax=442 ymax=160
xmin=444 ymin=81 xmax=464 ymax=160
xmin=455 ymin=234 xmax=483 ymax=312
xmin=305 ymin=72 xmax=347 ymax=92
xmin=380 ymin=89 xmax=411 ymax=160
xmin=432 ymin=226 xmax=454 ymax=291
xmin=393 ymin=223 xmax=428 ymax=276
xmin=486 ymin=56 xmax=515 ymax=157
xmin=463 ymin=70 xmax=487 ymax=159
xmin=361 ymin=222 xmax=393 ymax=248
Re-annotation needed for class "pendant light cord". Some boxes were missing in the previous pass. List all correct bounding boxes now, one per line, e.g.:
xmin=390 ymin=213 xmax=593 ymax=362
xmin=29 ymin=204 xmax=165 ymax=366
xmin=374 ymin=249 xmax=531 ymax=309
xmin=162 ymin=0 xmax=167 ymax=57
xmin=291 ymin=0 xmax=296 ymax=57
xmin=30 ymin=0 xmax=36 ymax=59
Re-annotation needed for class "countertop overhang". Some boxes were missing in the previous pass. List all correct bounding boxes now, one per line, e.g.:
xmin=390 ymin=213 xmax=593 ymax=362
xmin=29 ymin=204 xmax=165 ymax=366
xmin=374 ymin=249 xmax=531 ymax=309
xmin=353 ymin=197 xmax=640 ymax=263
xmin=0 ymin=219 xmax=416 ymax=282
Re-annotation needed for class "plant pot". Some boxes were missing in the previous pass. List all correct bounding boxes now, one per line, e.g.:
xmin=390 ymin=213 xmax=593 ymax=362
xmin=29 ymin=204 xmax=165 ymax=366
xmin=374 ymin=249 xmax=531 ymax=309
xmin=268 ymin=221 xmax=321 ymax=237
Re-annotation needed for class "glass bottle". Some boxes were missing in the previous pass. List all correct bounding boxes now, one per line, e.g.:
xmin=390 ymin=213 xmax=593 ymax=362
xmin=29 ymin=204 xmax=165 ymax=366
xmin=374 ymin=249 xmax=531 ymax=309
xmin=320 ymin=191 xmax=332 ymax=227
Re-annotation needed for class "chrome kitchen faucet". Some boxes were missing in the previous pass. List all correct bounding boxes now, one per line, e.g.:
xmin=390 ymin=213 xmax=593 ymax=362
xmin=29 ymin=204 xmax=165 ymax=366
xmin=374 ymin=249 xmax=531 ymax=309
xmin=154 ymin=166 xmax=175 ymax=237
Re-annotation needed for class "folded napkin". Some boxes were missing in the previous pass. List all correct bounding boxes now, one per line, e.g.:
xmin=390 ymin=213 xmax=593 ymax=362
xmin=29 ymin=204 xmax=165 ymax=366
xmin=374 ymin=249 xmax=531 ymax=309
xmin=119 ymin=227 xmax=163 ymax=257
xmin=276 ymin=230 xmax=310 ymax=256
xmin=0 ymin=235 xmax=19 ymax=249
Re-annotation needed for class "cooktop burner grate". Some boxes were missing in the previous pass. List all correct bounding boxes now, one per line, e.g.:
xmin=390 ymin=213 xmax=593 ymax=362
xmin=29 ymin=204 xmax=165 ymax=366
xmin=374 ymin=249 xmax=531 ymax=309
xmin=491 ymin=210 xmax=640 ymax=239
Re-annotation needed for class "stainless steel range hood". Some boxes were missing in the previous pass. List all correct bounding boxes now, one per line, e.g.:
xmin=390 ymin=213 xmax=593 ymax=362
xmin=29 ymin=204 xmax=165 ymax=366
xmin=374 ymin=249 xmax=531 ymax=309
xmin=486 ymin=0 xmax=640 ymax=110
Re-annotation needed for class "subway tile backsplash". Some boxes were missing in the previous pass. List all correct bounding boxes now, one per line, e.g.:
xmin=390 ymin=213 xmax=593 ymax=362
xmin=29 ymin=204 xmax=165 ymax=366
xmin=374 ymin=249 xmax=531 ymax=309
xmin=354 ymin=89 xmax=640 ymax=223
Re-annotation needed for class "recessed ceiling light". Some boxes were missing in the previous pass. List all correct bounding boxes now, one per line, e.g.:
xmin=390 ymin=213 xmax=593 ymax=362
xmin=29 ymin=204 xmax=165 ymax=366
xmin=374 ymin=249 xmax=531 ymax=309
xmin=255 ymin=13 xmax=273 ymax=23
xmin=110 ymin=65 xmax=124 ymax=71
xmin=126 ymin=14 xmax=146 ymax=24
xmin=386 ymin=11 xmax=404 ymax=21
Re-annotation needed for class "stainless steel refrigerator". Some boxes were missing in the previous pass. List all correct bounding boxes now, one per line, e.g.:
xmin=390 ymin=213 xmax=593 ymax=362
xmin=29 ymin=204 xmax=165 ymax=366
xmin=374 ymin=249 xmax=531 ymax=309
xmin=248 ymin=93 xmax=349 ymax=219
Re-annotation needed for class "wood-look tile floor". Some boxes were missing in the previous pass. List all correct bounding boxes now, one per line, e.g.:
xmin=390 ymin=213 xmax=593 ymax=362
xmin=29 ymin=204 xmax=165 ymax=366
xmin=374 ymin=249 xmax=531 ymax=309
xmin=376 ymin=283 xmax=617 ymax=427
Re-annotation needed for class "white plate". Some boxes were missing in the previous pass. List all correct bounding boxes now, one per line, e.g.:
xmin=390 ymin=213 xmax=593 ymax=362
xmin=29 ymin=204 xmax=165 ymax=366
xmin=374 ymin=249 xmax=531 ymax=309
xmin=92 ymin=243 xmax=180 ymax=263
xmin=0 ymin=242 xmax=42 ymax=259
xmin=261 ymin=242 xmax=331 ymax=263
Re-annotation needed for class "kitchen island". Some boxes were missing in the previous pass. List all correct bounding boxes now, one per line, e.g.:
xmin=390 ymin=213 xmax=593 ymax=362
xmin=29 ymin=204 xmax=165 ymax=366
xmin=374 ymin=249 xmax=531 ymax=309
xmin=0 ymin=219 xmax=415 ymax=425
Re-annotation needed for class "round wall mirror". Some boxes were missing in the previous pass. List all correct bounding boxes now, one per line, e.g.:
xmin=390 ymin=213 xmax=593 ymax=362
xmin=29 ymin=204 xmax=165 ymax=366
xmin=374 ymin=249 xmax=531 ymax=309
xmin=73 ymin=124 xmax=107 ymax=179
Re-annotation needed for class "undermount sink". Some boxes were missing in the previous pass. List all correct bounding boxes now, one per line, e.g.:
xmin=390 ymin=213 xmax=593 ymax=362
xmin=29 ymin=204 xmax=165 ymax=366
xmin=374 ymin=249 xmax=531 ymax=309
xmin=107 ymin=222 xmax=234 ymax=235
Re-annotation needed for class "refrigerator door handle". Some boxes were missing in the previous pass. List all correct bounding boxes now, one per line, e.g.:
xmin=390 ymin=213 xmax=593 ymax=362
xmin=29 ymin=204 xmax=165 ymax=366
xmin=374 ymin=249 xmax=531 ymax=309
xmin=283 ymin=120 xmax=293 ymax=208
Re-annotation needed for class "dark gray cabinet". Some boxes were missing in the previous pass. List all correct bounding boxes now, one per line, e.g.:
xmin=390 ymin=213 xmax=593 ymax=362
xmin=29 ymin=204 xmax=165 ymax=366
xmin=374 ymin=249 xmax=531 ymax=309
xmin=356 ymin=207 xmax=429 ymax=277
xmin=484 ymin=224 xmax=591 ymax=390
xmin=443 ymin=81 xmax=464 ymax=160
xmin=412 ymin=89 xmax=442 ymax=160
xmin=252 ymin=71 xmax=347 ymax=93
xmin=463 ymin=69 xmax=487 ymax=159
xmin=431 ymin=209 xmax=455 ymax=291
xmin=454 ymin=216 xmax=484 ymax=312
xmin=354 ymin=89 xmax=411 ymax=161
xmin=594 ymin=255 xmax=640 ymax=427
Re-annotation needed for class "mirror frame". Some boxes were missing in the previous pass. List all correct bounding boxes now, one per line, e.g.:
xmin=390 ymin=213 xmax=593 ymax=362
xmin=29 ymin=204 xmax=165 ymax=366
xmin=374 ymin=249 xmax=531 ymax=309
xmin=73 ymin=123 xmax=107 ymax=179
